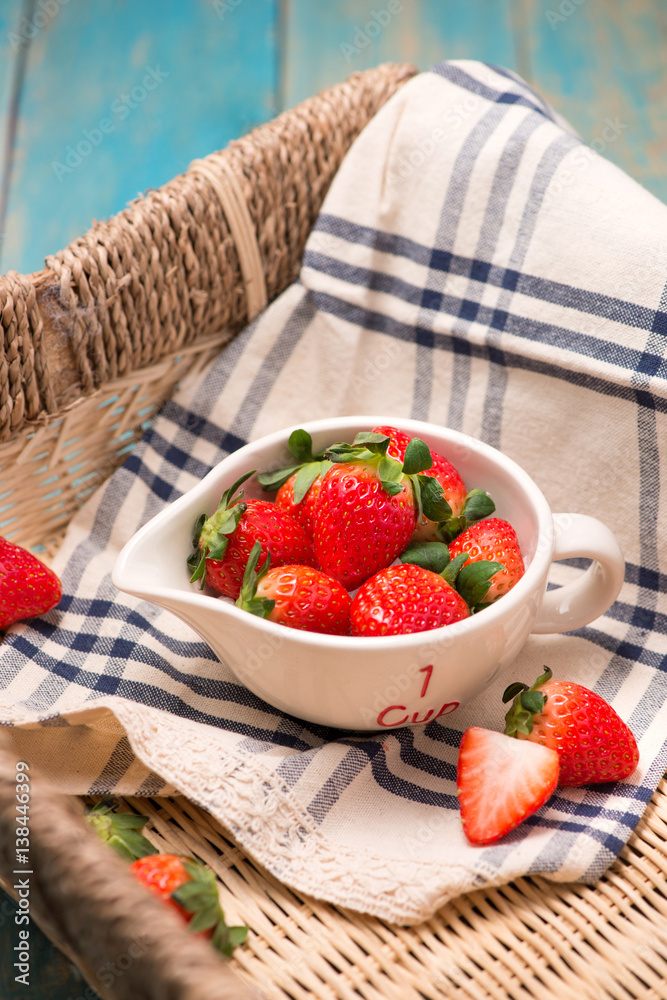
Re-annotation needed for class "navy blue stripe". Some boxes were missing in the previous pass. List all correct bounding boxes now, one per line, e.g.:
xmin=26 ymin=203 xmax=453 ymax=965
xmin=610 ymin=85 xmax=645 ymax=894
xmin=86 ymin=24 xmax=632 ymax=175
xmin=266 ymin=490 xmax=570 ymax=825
xmin=307 ymin=286 xmax=667 ymax=417
xmin=304 ymin=252 xmax=663 ymax=380
xmin=310 ymin=215 xmax=664 ymax=337
xmin=430 ymin=62 xmax=553 ymax=121
xmin=159 ymin=404 xmax=247 ymax=458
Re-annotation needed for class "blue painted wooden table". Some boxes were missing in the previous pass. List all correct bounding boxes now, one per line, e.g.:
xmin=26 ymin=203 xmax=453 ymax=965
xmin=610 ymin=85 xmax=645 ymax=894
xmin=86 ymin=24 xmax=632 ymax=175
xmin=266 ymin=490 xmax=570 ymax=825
xmin=0 ymin=1 xmax=665 ymax=995
xmin=0 ymin=0 xmax=665 ymax=278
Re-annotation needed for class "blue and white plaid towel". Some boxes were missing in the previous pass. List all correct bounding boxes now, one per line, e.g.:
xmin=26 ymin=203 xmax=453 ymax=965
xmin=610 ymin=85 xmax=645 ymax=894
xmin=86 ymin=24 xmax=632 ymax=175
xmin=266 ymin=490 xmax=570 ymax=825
xmin=1 ymin=62 xmax=666 ymax=925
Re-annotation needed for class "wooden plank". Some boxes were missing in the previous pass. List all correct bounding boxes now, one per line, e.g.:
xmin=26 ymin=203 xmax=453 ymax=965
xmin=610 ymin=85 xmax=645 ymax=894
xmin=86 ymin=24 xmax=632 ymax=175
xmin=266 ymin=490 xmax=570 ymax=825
xmin=0 ymin=1 xmax=25 ymax=270
xmin=2 ymin=0 xmax=278 ymax=276
xmin=283 ymin=0 xmax=516 ymax=109
xmin=518 ymin=0 xmax=667 ymax=205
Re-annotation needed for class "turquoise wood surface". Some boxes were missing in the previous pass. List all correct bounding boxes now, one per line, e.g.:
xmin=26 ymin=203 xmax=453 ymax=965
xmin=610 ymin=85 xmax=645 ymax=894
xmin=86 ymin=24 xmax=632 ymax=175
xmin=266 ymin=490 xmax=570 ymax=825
xmin=1 ymin=0 xmax=277 ymax=275
xmin=0 ymin=0 xmax=665 ymax=277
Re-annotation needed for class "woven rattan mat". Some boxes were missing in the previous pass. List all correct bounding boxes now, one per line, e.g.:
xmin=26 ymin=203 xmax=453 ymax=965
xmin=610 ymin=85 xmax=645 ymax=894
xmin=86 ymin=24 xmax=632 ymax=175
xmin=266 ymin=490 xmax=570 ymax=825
xmin=88 ymin=777 xmax=667 ymax=1000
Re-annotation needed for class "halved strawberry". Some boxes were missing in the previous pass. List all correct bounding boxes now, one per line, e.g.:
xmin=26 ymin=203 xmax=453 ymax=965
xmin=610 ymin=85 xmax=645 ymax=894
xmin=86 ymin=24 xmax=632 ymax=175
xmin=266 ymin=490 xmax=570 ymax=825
xmin=313 ymin=431 xmax=450 ymax=590
xmin=448 ymin=517 xmax=525 ymax=603
xmin=129 ymin=854 xmax=248 ymax=957
xmin=503 ymin=666 xmax=640 ymax=786
xmin=350 ymin=563 xmax=470 ymax=636
xmin=457 ymin=727 xmax=559 ymax=844
xmin=237 ymin=542 xmax=351 ymax=634
xmin=188 ymin=471 xmax=315 ymax=599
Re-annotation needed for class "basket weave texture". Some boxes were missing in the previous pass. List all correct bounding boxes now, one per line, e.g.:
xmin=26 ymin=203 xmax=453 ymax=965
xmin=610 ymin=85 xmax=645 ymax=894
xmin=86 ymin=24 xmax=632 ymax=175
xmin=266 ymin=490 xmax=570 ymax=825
xmin=2 ymin=60 xmax=667 ymax=1000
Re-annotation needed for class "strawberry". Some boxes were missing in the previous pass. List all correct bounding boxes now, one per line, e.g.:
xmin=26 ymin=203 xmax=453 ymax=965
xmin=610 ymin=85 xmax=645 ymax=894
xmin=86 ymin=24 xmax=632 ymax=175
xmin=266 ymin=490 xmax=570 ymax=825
xmin=372 ymin=425 xmax=495 ymax=544
xmin=313 ymin=431 xmax=451 ymax=590
xmin=129 ymin=853 xmax=248 ymax=957
xmin=448 ymin=517 xmax=524 ymax=603
xmin=275 ymin=471 xmax=326 ymax=539
xmin=457 ymin=727 xmax=559 ymax=844
xmin=0 ymin=537 xmax=62 ymax=630
xmin=237 ymin=542 xmax=351 ymax=634
xmin=503 ymin=666 xmax=640 ymax=786
xmin=350 ymin=562 xmax=470 ymax=636
xmin=399 ymin=540 xmax=506 ymax=614
xmin=258 ymin=428 xmax=331 ymax=539
xmin=188 ymin=471 xmax=315 ymax=599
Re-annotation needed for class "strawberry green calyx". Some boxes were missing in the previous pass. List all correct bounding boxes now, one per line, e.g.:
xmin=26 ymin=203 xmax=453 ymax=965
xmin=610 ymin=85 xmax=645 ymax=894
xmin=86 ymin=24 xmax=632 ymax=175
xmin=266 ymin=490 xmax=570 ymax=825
xmin=171 ymin=858 xmax=249 ymax=957
xmin=325 ymin=432 xmax=449 ymax=518
xmin=86 ymin=800 xmax=157 ymax=862
xmin=187 ymin=470 xmax=256 ymax=588
xmin=399 ymin=541 xmax=505 ymax=612
xmin=257 ymin=428 xmax=330 ymax=497
xmin=435 ymin=488 xmax=496 ymax=544
xmin=236 ymin=540 xmax=275 ymax=618
xmin=502 ymin=666 xmax=552 ymax=736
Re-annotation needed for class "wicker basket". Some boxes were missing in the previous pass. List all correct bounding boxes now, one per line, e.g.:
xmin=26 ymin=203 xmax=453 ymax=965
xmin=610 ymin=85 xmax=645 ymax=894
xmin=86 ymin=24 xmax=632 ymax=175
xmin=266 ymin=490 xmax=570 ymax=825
xmin=2 ymin=62 xmax=667 ymax=1000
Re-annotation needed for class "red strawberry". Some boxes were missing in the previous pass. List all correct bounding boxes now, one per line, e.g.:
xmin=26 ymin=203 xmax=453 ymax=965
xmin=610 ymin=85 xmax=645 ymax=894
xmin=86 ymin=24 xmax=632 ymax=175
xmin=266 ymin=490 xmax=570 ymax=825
xmin=276 ymin=470 xmax=326 ymax=539
xmin=129 ymin=853 xmax=248 ymax=956
xmin=313 ymin=431 xmax=450 ymax=590
xmin=457 ymin=727 xmax=559 ymax=844
xmin=350 ymin=563 xmax=469 ymax=636
xmin=448 ymin=517 xmax=524 ymax=602
xmin=374 ymin=424 xmax=467 ymax=533
xmin=237 ymin=542 xmax=351 ymax=634
xmin=0 ymin=537 xmax=62 ymax=629
xmin=258 ymin=428 xmax=331 ymax=539
xmin=372 ymin=425 xmax=495 ymax=544
xmin=188 ymin=471 xmax=315 ymax=600
xmin=503 ymin=667 xmax=639 ymax=786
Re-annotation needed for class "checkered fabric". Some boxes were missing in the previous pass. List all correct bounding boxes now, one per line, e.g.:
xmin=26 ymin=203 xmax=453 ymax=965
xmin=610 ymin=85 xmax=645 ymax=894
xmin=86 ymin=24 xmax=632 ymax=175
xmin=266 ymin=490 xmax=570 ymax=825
xmin=1 ymin=62 xmax=666 ymax=925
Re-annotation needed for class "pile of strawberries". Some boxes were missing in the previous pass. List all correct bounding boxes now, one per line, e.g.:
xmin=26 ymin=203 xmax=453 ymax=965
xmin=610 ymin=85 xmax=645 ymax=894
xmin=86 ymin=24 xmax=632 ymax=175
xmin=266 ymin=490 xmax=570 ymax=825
xmin=188 ymin=425 xmax=526 ymax=637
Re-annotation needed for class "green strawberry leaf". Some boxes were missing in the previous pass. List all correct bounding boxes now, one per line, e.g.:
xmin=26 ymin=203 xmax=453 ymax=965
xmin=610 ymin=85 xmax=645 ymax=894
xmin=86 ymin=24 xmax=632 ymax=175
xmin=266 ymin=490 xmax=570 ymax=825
xmin=86 ymin=801 xmax=157 ymax=862
xmin=380 ymin=480 xmax=404 ymax=497
xmin=440 ymin=551 xmax=469 ymax=587
xmin=434 ymin=489 xmax=496 ymax=544
xmin=456 ymin=560 xmax=505 ymax=611
xmin=502 ymin=681 xmax=528 ymax=704
xmin=402 ymin=437 xmax=433 ymax=476
xmin=462 ymin=488 xmax=496 ymax=522
xmin=400 ymin=541 xmax=450 ymax=575
xmin=503 ymin=667 xmax=552 ymax=737
xmin=521 ymin=690 xmax=548 ymax=715
xmin=257 ymin=463 xmax=303 ymax=492
xmin=352 ymin=431 xmax=391 ymax=454
xmin=378 ymin=454 xmax=403 ymax=484
xmin=191 ymin=513 xmax=206 ymax=550
xmin=236 ymin=541 xmax=275 ymax=619
xmin=292 ymin=462 xmax=321 ymax=504
xmin=174 ymin=860 xmax=248 ymax=958
xmin=417 ymin=475 xmax=453 ymax=522
xmin=258 ymin=429 xmax=330 ymax=491
xmin=218 ymin=470 xmax=256 ymax=510
xmin=288 ymin=428 xmax=316 ymax=464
